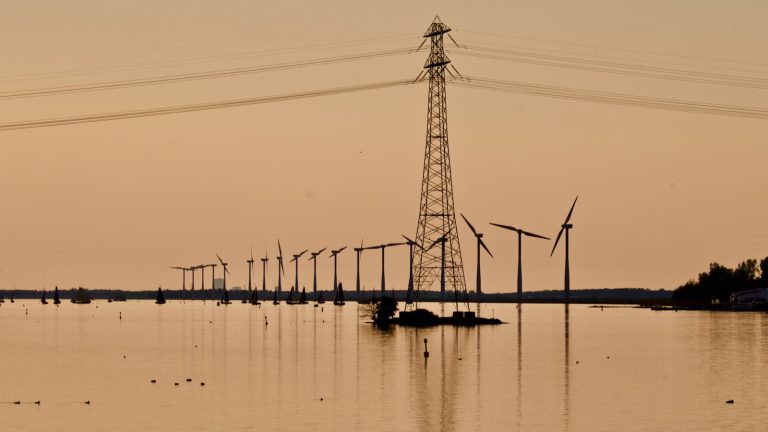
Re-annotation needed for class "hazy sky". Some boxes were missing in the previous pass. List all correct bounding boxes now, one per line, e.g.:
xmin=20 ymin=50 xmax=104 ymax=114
xmin=1 ymin=0 xmax=766 ymax=293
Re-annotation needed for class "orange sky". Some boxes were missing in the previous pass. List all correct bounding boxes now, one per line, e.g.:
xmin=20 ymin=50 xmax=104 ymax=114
xmin=1 ymin=0 xmax=766 ymax=293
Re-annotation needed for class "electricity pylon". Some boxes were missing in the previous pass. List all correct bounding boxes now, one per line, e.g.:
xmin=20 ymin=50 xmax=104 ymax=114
xmin=413 ymin=16 xmax=467 ymax=307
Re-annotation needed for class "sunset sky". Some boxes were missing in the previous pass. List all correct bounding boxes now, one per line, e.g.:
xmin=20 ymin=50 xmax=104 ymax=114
xmin=1 ymin=0 xmax=766 ymax=293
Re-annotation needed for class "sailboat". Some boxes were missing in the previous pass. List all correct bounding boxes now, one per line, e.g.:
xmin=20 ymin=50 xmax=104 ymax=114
xmin=53 ymin=286 xmax=61 ymax=305
xmin=71 ymin=287 xmax=92 ymax=304
xmin=41 ymin=290 xmax=48 ymax=305
xmin=249 ymin=289 xmax=260 ymax=305
xmin=298 ymin=287 xmax=308 ymax=305
xmin=9 ymin=293 xmax=14 ymax=303
xmin=316 ymin=291 xmax=325 ymax=304
xmin=333 ymin=282 xmax=345 ymax=306
xmin=221 ymin=288 xmax=231 ymax=305
xmin=272 ymin=289 xmax=280 ymax=305
xmin=155 ymin=287 xmax=166 ymax=304
xmin=286 ymin=287 xmax=298 ymax=305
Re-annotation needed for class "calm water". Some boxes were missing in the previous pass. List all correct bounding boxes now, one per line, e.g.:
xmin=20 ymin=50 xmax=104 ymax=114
xmin=0 ymin=300 xmax=766 ymax=431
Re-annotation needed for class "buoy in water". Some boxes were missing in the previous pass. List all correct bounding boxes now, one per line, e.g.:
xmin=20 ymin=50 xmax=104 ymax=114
xmin=423 ymin=338 xmax=429 ymax=358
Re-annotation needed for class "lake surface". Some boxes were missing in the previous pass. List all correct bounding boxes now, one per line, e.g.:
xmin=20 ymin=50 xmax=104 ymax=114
xmin=0 ymin=300 xmax=766 ymax=431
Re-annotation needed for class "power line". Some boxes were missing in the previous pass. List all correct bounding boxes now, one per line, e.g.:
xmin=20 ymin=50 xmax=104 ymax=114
xmin=453 ymin=29 xmax=768 ymax=69
xmin=1 ymin=47 xmax=423 ymax=100
xmin=0 ymin=79 xmax=419 ymax=131
xmin=452 ymin=76 xmax=768 ymax=119
xmin=451 ymin=45 xmax=768 ymax=89
xmin=0 ymin=33 xmax=421 ymax=83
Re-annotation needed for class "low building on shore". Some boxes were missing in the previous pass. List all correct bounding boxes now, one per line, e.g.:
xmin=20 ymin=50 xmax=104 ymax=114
xmin=729 ymin=288 xmax=768 ymax=310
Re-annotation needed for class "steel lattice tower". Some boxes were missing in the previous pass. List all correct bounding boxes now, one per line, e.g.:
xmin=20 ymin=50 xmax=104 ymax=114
xmin=413 ymin=17 xmax=467 ymax=304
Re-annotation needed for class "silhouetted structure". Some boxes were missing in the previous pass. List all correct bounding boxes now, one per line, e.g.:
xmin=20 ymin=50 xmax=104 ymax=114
xmin=551 ymin=197 xmax=578 ymax=302
xmin=365 ymin=241 xmax=408 ymax=294
xmin=261 ymin=250 xmax=269 ymax=293
xmin=53 ymin=286 xmax=61 ymax=305
xmin=216 ymin=254 xmax=230 ymax=303
xmin=334 ymin=282 xmax=346 ymax=305
xmin=329 ymin=246 xmax=347 ymax=301
xmin=276 ymin=240 xmax=285 ymax=295
xmin=490 ymin=222 xmax=550 ymax=300
xmin=413 ymin=17 xmax=467 ymax=305
xmin=155 ymin=287 xmax=166 ymax=304
xmin=354 ymin=240 xmax=366 ymax=296
xmin=72 ymin=287 xmax=92 ymax=304
xmin=308 ymin=247 xmax=326 ymax=296
xmin=402 ymin=235 xmax=423 ymax=307
xmin=461 ymin=214 xmax=493 ymax=295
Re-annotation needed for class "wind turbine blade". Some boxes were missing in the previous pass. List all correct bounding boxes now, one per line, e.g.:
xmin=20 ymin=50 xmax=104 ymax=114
xmin=299 ymin=249 xmax=308 ymax=257
xmin=460 ymin=213 xmax=478 ymax=236
xmin=490 ymin=222 xmax=520 ymax=232
xmin=564 ymin=196 xmax=579 ymax=224
xmin=216 ymin=254 xmax=225 ymax=266
xmin=479 ymin=238 xmax=493 ymax=258
xmin=250 ymin=246 xmax=253 ymax=261
xmin=224 ymin=266 xmax=230 ymax=275
xmin=522 ymin=230 xmax=551 ymax=240
xmin=550 ymin=227 xmax=565 ymax=256
xmin=385 ymin=242 xmax=408 ymax=247
xmin=317 ymin=247 xmax=327 ymax=255
xmin=401 ymin=234 xmax=415 ymax=244
xmin=278 ymin=240 xmax=283 ymax=258
xmin=338 ymin=246 xmax=347 ymax=254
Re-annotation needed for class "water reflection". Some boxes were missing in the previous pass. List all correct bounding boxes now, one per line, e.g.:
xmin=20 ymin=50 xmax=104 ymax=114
xmin=564 ymin=304 xmax=570 ymax=429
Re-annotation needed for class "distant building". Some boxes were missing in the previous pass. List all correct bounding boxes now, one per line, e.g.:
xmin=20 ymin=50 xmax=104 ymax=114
xmin=213 ymin=278 xmax=224 ymax=290
xmin=730 ymin=288 xmax=768 ymax=307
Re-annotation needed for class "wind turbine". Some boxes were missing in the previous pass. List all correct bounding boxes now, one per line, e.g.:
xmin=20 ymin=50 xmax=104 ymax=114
xmin=366 ymin=241 xmax=408 ymax=295
xmin=401 ymin=235 xmax=424 ymax=305
xmin=206 ymin=263 xmax=217 ymax=302
xmin=276 ymin=240 xmax=285 ymax=295
xmin=427 ymin=234 xmax=448 ymax=302
xmin=189 ymin=266 xmax=197 ymax=291
xmin=551 ymin=196 xmax=578 ymax=302
xmin=490 ymin=222 xmax=549 ymax=301
xmin=170 ymin=266 xmax=187 ymax=292
xmin=353 ymin=240 xmax=366 ymax=296
xmin=461 ymin=213 xmax=494 ymax=296
xmin=196 ymin=264 xmax=206 ymax=292
xmin=329 ymin=247 xmax=347 ymax=293
xmin=308 ymin=247 xmax=327 ymax=294
xmin=261 ymin=249 xmax=269 ymax=293
xmin=216 ymin=254 xmax=230 ymax=303
xmin=290 ymin=249 xmax=309 ymax=300
xmin=247 ymin=247 xmax=255 ymax=292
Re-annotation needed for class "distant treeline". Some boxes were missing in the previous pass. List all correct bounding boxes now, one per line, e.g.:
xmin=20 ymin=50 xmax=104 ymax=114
xmin=673 ymin=257 xmax=768 ymax=303
xmin=1 ymin=287 xmax=669 ymax=304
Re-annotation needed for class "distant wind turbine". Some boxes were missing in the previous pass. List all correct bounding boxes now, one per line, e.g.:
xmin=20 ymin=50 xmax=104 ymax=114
xmin=551 ymin=196 xmax=578 ymax=302
xmin=401 ymin=235 xmax=424 ymax=306
xmin=261 ymin=249 xmax=269 ymax=293
xmin=365 ymin=241 xmax=408 ymax=295
xmin=170 ymin=266 xmax=187 ymax=292
xmin=426 ymin=234 xmax=448 ymax=302
xmin=490 ymin=222 xmax=550 ymax=301
xmin=461 ymin=213 xmax=493 ymax=296
xmin=216 ymin=254 xmax=230 ymax=304
xmin=290 ymin=249 xmax=308 ymax=301
xmin=308 ymin=247 xmax=327 ymax=294
xmin=276 ymin=240 xmax=286 ymax=296
xmin=329 ymin=246 xmax=347 ymax=293
xmin=353 ymin=240 xmax=367 ymax=296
